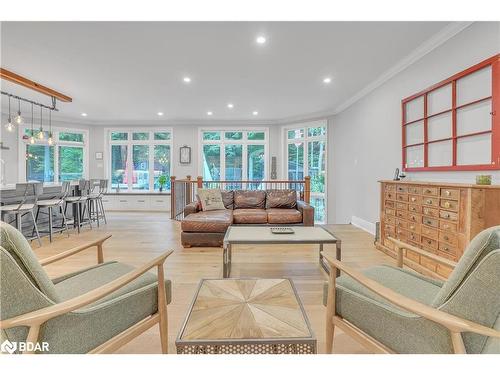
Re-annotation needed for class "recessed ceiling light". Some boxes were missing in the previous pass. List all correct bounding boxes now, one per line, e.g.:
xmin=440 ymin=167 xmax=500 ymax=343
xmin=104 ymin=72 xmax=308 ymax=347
xmin=252 ymin=111 xmax=259 ymax=116
xmin=227 ymin=103 xmax=234 ymax=109
xmin=207 ymin=111 xmax=213 ymax=116
xmin=183 ymin=77 xmax=191 ymax=83
xmin=81 ymin=113 xmax=87 ymax=117
xmin=157 ymin=112 xmax=164 ymax=116
xmin=323 ymin=77 xmax=332 ymax=84
xmin=256 ymin=35 xmax=266 ymax=44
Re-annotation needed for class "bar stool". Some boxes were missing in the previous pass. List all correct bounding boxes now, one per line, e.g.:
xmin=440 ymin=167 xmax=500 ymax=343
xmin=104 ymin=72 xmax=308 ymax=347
xmin=64 ymin=179 xmax=92 ymax=233
xmin=34 ymin=181 xmax=71 ymax=242
xmin=88 ymin=179 xmax=108 ymax=227
xmin=0 ymin=183 xmax=42 ymax=246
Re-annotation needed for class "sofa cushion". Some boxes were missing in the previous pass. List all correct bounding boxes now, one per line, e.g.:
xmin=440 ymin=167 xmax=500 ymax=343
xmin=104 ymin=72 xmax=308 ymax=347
xmin=265 ymin=189 xmax=297 ymax=209
xmin=181 ymin=210 xmax=233 ymax=233
xmin=233 ymin=208 xmax=268 ymax=224
xmin=221 ymin=190 xmax=234 ymax=209
xmin=266 ymin=208 xmax=302 ymax=224
xmin=197 ymin=189 xmax=226 ymax=211
xmin=234 ymin=190 xmax=266 ymax=209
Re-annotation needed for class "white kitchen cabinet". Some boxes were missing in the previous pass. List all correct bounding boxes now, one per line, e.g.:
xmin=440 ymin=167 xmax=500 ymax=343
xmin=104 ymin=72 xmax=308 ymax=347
xmin=101 ymin=194 xmax=170 ymax=212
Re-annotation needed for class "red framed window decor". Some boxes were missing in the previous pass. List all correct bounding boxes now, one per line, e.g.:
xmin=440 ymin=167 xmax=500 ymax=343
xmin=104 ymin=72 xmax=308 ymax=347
xmin=402 ymin=54 xmax=500 ymax=172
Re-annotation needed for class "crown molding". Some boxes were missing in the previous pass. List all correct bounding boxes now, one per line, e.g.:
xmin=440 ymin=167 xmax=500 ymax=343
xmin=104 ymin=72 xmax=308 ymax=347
xmin=333 ymin=21 xmax=474 ymax=115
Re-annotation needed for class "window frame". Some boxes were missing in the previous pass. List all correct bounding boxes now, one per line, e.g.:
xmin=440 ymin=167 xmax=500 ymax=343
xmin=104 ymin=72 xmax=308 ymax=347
xmin=283 ymin=120 xmax=328 ymax=223
xmin=105 ymin=127 xmax=173 ymax=192
xmin=402 ymin=54 xmax=500 ymax=172
xmin=18 ymin=125 xmax=89 ymax=183
xmin=198 ymin=127 xmax=269 ymax=181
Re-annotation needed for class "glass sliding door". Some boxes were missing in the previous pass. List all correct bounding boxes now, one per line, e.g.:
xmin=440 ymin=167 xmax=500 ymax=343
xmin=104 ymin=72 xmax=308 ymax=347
xmin=58 ymin=146 xmax=84 ymax=181
xmin=285 ymin=122 xmax=327 ymax=223
xmin=202 ymin=144 xmax=221 ymax=181
xmin=132 ymin=145 xmax=149 ymax=190
xmin=111 ymin=144 xmax=128 ymax=190
xmin=26 ymin=145 xmax=55 ymax=182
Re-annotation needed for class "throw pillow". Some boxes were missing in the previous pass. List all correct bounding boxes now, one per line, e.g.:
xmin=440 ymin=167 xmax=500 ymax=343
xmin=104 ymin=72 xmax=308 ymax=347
xmin=197 ymin=189 xmax=226 ymax=211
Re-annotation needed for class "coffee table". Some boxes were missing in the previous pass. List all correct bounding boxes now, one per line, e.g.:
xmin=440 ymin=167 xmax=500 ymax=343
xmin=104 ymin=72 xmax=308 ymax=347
xmin=176 ymin=278 xmax=316 ymax=354
xmin=222 ymin=225 xmax=341 ymax=278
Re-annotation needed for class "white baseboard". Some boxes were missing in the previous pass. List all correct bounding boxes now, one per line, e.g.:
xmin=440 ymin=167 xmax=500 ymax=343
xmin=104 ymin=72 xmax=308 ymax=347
xmin=351 ymin=216 xmax=376 ymax=236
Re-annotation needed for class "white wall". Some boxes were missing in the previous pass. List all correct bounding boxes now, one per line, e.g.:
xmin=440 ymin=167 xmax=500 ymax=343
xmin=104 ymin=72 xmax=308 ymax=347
xmin=328 ymin=22 xmax=500 ymax=225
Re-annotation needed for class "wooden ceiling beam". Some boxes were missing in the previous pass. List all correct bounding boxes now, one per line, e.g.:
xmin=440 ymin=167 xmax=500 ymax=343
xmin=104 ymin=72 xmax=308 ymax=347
xmin=0 ymin=68 xmax=72 ymax=103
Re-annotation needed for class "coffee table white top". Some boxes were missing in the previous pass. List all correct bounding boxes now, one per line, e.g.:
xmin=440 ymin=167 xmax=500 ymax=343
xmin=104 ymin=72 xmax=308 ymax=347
xmin=224 ymin=225 xmax=337 ymax=244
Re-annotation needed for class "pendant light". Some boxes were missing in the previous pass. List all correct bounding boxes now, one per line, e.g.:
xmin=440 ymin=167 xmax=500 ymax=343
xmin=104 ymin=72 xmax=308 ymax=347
xmin=30 ymin=103 xmax=35 ymax=144
xmin=15 ymin=99 xmax=24 ymax=125
xmin=4 ymin=96 xmax=13 ymax=132
xmin=38 ymin=105 xmax=44 ymax=140
xmin=48 ymin=110 xmax=53 ymax=145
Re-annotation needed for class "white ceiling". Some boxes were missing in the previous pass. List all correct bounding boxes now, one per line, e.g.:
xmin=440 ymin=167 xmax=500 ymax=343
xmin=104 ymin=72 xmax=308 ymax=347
xmin=1 ymin=21 xmax=453 ymax=125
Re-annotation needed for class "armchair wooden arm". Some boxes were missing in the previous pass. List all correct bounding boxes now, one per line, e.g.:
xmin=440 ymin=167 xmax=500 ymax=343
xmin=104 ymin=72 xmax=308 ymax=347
xmin=0 ymin=250 xmax=173 ymax=354
xmin=321 ymin=251 xmax=500 ymax=354
xmin=40 ymin=234 xmax=112 ymax=266
xmin=387 ymin=237 xmax=458 ymax=269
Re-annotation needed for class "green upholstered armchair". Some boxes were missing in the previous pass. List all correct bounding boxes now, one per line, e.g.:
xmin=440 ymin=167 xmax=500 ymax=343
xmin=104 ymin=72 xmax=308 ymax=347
xmin=322 ymin=225 xmax=500 ymax=354
xmin=0 ymin=221 xmax=172 ymax=354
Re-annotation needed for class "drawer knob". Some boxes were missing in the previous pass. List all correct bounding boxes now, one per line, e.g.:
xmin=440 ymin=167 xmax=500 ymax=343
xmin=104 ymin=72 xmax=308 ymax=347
xmin=427 ymin=240 xmax=432 ymax=244
xmin=444 ymin=236 xmax=449 ymax=241
xmin=444 ymin=247 xmax=450 ymax=251
xmin=444 ymin=202 xmax=451 ymax=208
xmin=445 ymin=213 xmax=450 ymax=218
xmin=425 ymin=189 xmax=431 ymax=194
xmin=411 ymin=197 xmax=416 ymax=202
xmin=445 ymin=190 xmax=451 ymax=196
xmin=426 ymin=199 xmax=432 ymax=204
xmin=410 ymin=225 xmax=415 ymax=230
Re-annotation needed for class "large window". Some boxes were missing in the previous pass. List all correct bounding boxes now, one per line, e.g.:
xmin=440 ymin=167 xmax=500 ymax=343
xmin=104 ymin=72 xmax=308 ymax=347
xmin=285 ymin=121 xmax=327 ymax=223
xmin=21 ymin=127 xmax=88 ymax=182
xmin=107 ymin=129 xmax=172 ymax=192
xmin=200 ymin=129 xmax=268 ymax=185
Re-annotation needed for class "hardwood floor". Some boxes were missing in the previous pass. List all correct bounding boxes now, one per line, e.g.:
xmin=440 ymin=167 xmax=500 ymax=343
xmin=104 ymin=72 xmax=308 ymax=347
xmin=31 ymin=211 xmax=393 ymax=354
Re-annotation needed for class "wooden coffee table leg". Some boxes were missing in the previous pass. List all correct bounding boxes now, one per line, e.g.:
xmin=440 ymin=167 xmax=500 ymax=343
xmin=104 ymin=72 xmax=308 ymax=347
xmin=335 ymin=240 xmax=342 ymax=277
xmin=319 ymin=243 xmax=330 ymax=275
xmin=223 ymin=243 xmax=232 ymax=278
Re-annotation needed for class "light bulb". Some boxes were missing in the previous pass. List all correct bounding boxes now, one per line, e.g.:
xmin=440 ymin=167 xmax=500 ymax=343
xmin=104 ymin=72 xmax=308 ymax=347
xmin=38 ymin=130 xmax=44 ymax=140
xmin=5 ymin=118 xmax=14 ymax=132
xmin=30 ymin=136 xmax=35 ymax=144
xmin=15 ymin=111 xmax=23 ymax=124
xmin=48 ymin=137 xmax=53 ymax=145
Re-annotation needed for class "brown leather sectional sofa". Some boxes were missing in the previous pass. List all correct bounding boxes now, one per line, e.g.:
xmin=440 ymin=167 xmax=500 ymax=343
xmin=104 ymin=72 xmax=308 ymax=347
xmin=181 ymin=189 xmax=314 ymax=247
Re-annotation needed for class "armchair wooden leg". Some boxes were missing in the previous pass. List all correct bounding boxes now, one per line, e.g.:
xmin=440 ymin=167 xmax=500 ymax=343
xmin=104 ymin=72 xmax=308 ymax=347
xmin=325 ymin=263 xmax=337 ymax=353
xmin=157 ymin=264 xmax=169 ymax=354
xmin=23 ymin=325 xmax=40 ymax=354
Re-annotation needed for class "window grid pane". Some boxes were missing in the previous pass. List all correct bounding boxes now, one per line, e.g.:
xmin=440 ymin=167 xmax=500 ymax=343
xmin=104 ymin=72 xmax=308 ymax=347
xmin=111 ymin=145 xmax=128 ymax=189
xmin=154 ymin=145 xmax=171 ymax=190
xmin=132 ymin=132 xmax=149 ymax=141
xmin=26 ymin=145 xmax=55 ymax=182
xmin=202 ymin=144 xmax=221 ymax=181
xmin=132 ymin=145 xmax=149 ymax=190
xmin=111 ymin=132 xmax=128 ymax=141
xmin=59 ymin=146 xmax=84 ymax=181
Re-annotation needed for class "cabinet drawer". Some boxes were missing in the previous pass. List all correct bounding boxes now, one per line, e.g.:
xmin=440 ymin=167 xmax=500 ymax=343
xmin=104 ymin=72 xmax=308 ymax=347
xmin=422 ymin=206 xmax=439 ymax=218
xmin=408 ymin=204 xmax=421 ymax=214
xmin=385 ymin=208 xmax=396 ymax=217
xmin=384 ymin=216 xmax=396 ymax=225
xmin=440 ymin=199 xmax=459 ymax=212
xmin=396 ymin=202 xmax=408 ymax=211
xmin=422 ymin=216 xmax=438 ymax=228
xmin=438 ymin=249 xmax=456 ymax=261
xmin=385 ymin=184 xmax=396 ymax=192
xmin=436 ymin=263 xmax=454 ymax=278
xmin=420 ymin=256 xmax=437 ymax=272
xmin=406 ymin=249 xmax=420 ymax=263
xmin=396 ymin=193 xmax=408 ymax=202
xmin=385 ymin=200 xmax=395 ymax=209
xmin=439 ymin=232 xmax=458 ymax=246
xmin=396 ymin=228 xmax=408 ymax=240
xmin=408 ymin=195 xmax=421 ymax=204
xmin=421 ymin=225 xmax=438 ymax=239
xmin=407 ymin=186 xmax=422 ymax=195
xmin=422 ymin=236 xmax=438 ymax=250
xmin=385 ymin=191 xmax=396 ymax=201
xmin=408 ymin=231 xmax=420 ymax=243
xmin=422 ymin=187 xmax=438 ymax=196
xmin=422 ymin=196 xmax=439 ymax=207
xmin=439 ymin=242 xmax=458 ymax=256
xmin=440 ymin=188 xmax=460 ymax=200
xmin=439 ymin=221 xmax=457 ymax=232
xmin=395 ymin=219 xmax=408 ymax=229
xmin=407 ymin=222 xmax=421 ymax=233
xmin=440 ymin=210 xmax=458 ymax=221
xmin=396 ymin=185 xmax=408 ymax=193
xmin=150 ymin=197 xmax=170 ymax=211
xmin=396 ymin=210 xmax=407 ymax=220
xmin=408 ymin=213 xmax=422 ymax=223
xmin=384 ymin=224 xmax=395 ymax=235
